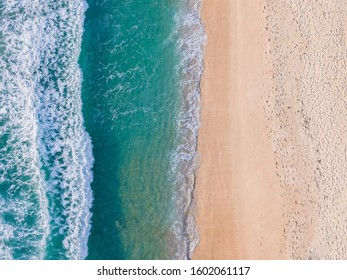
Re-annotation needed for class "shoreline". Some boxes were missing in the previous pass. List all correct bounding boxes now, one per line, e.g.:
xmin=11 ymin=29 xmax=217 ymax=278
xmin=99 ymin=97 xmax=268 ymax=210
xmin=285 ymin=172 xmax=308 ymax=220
xmin=192 ymin=0 xmax=286 ymax=259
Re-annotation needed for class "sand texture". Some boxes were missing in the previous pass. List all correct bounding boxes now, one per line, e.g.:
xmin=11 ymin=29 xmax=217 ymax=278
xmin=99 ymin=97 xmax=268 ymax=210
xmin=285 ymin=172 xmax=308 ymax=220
xmin=193 ymin=0 xmax=347 ymax=259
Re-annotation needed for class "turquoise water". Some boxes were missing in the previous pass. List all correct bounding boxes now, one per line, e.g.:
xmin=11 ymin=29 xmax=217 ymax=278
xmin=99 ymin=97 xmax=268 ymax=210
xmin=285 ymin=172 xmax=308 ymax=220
xmin=0 ymin=0 xmax=204 ymax=259
xmin=0 ymin=0 xmax=92 ymax=259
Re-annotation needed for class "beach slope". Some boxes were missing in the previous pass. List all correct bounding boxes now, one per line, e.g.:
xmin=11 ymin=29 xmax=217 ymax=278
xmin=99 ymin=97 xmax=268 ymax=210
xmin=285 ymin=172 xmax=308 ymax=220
xmin=193 ymin=0 xmax=285 ymax=259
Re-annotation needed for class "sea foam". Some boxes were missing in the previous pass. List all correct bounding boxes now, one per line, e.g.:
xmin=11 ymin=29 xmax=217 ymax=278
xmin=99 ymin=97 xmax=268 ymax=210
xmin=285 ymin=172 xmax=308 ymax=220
xmin=0 ymin=0 xmax=93 ymax=259
xmin=170 ymin=0 xmax=206 ymax=259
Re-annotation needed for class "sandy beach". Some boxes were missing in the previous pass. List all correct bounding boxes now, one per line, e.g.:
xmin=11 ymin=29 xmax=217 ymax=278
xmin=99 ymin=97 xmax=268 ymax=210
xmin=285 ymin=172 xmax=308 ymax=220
xmin=193 ymin=0 xmax=286 ymax=259
xmin=194 ymin=0 xmax=347 ymax=260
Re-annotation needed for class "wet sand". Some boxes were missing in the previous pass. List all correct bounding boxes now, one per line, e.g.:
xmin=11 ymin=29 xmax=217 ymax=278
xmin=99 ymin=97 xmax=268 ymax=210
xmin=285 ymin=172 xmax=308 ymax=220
xmin=193 ymin=0 xmax=285 ymax=259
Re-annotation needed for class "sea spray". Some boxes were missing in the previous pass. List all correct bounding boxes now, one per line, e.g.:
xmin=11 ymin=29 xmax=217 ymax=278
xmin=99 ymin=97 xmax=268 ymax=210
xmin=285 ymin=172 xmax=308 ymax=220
xmin=170 ymin=0 xmax=206 ymax=259
xmin=0 ymin=0 xmax=93 ymax=259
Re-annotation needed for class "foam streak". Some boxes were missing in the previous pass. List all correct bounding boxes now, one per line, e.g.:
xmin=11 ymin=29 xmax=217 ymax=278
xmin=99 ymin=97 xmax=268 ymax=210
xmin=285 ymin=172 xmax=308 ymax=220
xmin=0 ymin=0 xmax=93 ymax=259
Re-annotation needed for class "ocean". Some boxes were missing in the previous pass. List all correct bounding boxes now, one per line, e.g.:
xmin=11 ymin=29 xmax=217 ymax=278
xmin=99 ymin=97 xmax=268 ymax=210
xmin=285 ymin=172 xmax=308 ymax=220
xmin=0 ymin=0 xmax=205 ymax=259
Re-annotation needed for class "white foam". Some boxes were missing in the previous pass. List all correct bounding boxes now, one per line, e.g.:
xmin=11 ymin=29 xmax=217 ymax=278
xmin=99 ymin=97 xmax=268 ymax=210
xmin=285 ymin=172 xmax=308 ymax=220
xmin=0 ymin=0 xmax=93 ymax=259
xmin=169 ymin=0 xmax=206 ymax=260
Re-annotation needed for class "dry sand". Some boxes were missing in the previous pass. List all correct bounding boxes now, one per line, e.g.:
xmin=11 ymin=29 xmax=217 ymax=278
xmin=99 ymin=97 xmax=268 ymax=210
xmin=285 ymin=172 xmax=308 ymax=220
xmin=193 ymin=0 xmax=347 ymax=259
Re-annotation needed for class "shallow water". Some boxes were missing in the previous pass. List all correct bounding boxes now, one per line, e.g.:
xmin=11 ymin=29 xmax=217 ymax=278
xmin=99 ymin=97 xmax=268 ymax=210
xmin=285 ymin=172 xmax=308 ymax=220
xmin=0 ymin=0 xmax=204 ymax=259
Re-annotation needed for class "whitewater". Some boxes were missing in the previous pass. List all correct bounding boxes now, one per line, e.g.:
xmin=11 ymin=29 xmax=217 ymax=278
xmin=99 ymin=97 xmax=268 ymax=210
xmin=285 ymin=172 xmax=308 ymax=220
xmin=0 ymin=0 xmax=93 ymax=259
xmin=0 ymin=0 xmax=205 ymax=260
